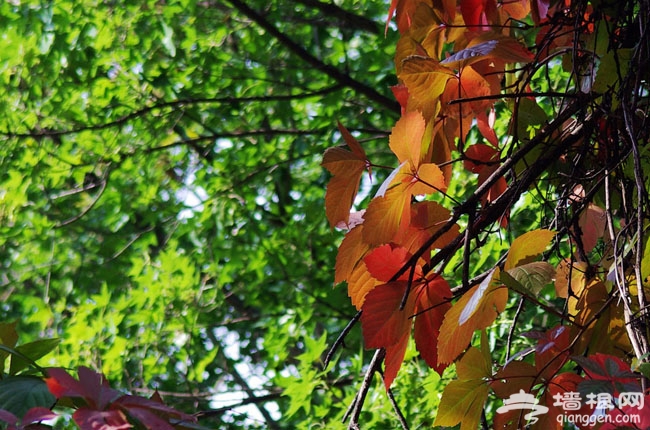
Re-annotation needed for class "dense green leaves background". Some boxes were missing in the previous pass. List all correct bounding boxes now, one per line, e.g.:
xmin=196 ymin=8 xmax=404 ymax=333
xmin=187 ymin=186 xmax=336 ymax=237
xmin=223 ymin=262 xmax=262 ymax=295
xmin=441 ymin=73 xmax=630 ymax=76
xmin=0 ymin=1 xmax=408 ymax=428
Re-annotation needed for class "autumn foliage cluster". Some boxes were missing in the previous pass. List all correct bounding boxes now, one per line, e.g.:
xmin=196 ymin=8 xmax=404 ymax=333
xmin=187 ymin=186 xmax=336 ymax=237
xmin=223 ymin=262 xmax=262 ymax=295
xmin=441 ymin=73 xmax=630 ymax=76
xmin=323 ymin=0 xmax=650 ymax=427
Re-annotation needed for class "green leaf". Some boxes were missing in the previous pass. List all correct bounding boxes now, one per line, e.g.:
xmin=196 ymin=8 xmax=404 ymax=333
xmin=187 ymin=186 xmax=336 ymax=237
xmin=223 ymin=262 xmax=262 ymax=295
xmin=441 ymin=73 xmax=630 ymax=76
xmin=11 ymin=338 xmax=61 ymax=375
xmin=0 ymin=376 xmax=55 ymax=417
xmin=503 ymin=262 xmax=556 ymax=296
xmin=0 ymin=322 xmax=18 ymax=375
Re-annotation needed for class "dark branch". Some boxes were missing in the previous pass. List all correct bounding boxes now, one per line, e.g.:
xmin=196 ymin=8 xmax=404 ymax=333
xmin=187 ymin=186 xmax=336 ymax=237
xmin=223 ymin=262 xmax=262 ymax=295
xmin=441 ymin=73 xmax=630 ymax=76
xmin=226 ymin=0 xmax=400 ymax=114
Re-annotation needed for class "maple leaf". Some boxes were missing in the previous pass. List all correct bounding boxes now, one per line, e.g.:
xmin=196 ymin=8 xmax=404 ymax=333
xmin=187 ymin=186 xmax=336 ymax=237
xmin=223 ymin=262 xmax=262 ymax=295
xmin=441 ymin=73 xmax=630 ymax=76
xmin=433 ymin=335 xmax=491 ymax=429
xmin=321 ymin=122 xmax=369 ymax=228
xmin=437 ymin=268 xmax=508 ymax=365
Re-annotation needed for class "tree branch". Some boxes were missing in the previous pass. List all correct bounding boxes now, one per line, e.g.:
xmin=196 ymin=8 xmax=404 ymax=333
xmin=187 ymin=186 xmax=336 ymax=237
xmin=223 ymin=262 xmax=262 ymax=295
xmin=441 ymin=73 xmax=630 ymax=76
xmin=226 ymin=0 xmax=400 ymax=114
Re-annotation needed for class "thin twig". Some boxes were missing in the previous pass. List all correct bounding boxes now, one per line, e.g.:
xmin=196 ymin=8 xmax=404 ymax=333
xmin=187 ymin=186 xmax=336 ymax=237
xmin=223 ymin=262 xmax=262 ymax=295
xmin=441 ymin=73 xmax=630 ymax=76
xmin=324 ymin=311 xmax=362 ymax=369
xmin=347 ymin=349 xmax=385 ymax=430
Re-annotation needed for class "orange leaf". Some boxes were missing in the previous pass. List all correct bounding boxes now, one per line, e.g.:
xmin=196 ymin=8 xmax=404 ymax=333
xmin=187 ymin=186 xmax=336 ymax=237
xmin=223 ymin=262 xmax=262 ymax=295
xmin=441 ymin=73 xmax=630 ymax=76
xmin=504 ymin=229 xmax=556 ymax=271
xmin=399 ymin=56 xmax=455 ymax=119
xmin=322 ymin=146 xmax=367 ymax=228
xmin=414 ymin=276 xmax=452 ymax=374
xmin=542 ymin=372 xmax=589 ymax=426
xmin=438 ymin=269 xmax=508 ymax=365
xmin=385 ymin=0 xmax=419 ymax=34
xmin=393 ymin=201 xmax=460 ymax=257
xmin=389 ymin=110 xmax=426 ymax=167
xmin=362 ymin=182 xmax=411 ymax=246
xmin=407 ymin=163 xmax=447 ymax=195
xmin=442 ymin=66 xmax=493 ymax=117
xmin=336 ymin=121 xmax=367 ymax=159
xmin=334 ymin=225 xmax=369 ymax=284
xmin=554 ymin=259 xmax=587 ymax=299
xmin=347 ymin=263 xmax=381 ymax=310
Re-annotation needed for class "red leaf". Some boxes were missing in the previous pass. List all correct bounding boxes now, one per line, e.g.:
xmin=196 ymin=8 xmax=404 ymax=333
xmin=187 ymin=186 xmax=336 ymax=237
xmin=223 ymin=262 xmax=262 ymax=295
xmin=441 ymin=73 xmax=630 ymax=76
xmin=363 ymin=244 xmax=412 ymax=282
xmin=413 ymin=276 xmax=452 ymax=374
xmin=46 ymin=367 xmax=122 ymax=410
xmin=476 ymin=110 xmax=498 ymax=147
xmin=361 ymin=282 xmax=415 ymax=350
xmin=391 ymin=84 xmax=409 ymax=115
xmin=524 ymin=325 xmax=571 ymax=379
xmin=573 ymin=353 xmax=638 ymax=383
xmin=460 ymin=0 xmax=497 ymax=30
xmin=0 ymin=410 xmax=18 ymax=427
xmin=73 ymin=409 xmax=131 ymax=430
xmin=383 ymin=330 xmax=411 ymax=389
xmin=115 ymin=394 xmax=195 ymax=423
xmin=21 ymin=407 xmax=58 ymax=426
xmin=601 ymin=394 xmax=650 ymax=430
xmin=463 ymin=143 xmax=499 ymax=173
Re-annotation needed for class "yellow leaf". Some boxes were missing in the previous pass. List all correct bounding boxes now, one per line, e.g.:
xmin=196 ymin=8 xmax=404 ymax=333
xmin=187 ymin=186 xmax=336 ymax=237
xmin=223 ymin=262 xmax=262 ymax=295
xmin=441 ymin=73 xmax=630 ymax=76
xmin=504 ymin=229 xmax=556 ymax=271
xmin=434 ymin=345 xmax=491 ymax=429
xmin=399 ymin=56 xmax=455 ymax=119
